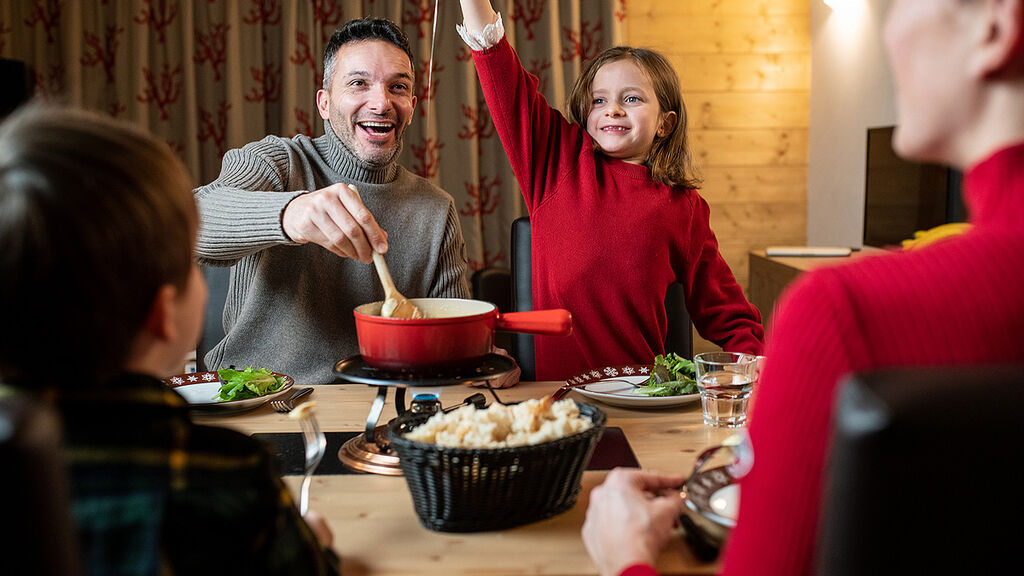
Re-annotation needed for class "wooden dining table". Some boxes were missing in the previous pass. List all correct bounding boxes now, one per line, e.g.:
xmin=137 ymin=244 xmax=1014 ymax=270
xmin=201 ymin=380 xmax=735 ymax=576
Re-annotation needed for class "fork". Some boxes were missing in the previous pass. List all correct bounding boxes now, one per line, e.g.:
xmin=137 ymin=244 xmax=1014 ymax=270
xmin=289 ymin=402 xmax=326 ymax=517
xmin=270 ymin=387 xmax=313 ymax=413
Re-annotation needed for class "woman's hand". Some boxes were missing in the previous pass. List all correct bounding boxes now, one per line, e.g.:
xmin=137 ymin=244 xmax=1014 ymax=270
xmin=582 ymin=468 xmax=687 ymax=576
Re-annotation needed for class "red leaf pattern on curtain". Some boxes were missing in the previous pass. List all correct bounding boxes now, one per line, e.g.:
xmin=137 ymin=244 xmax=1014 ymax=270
xmin=411 ymin=137 xmax=445 ymax=179
xmin=526 ymin=58 xmax=551 ymax=96
xmin=198 ymin=100 xmax=231 ymax=156
xmin=135 ymin=0 xmax=178 ymax=44
xmin=0 ymin=20 xmax=10 ymax=53
xmin=615 ymin=0 xmax=627 ymax=22
xmin=460 ymin=175 xmax=502 ymax=217
xmin=81 ymin=25 xmax=123 ymax=84
xmin=290 ymin=30 xmax=320 ymax=86
xmin=108 ymin=100 xmax=127 ymax=119
xmin=314 ymin=0 xmax=345 ymax=43
xmin=561 ymin=21 xmax=603 ymax=62
xmin=137 ymin=63 xmax=183 ymax=121
xmin=416 ymin=57 xmax=442 ymax=117
xmin=458 ymin=99 xmax=494 ymax=141
xmin=403 ymin=0 xmax=433 ymax=39
xmin=24 ymin=0 xmax=62 ymax=44
xmin=33 ymin=63 xmax=64 ymax=97
xmin=511 ymin=0 xmax=544 ymax=41
xmin=194 ymin=22 xmax=230 ymax=81
xmin=243 ymin=0 xmax=281 ymax=26
xmin=294 ymin=108 xmax=314 ymax=138
xmin=246 ymin=63 xmax=282 ymax=103
xmin=468 ymin=250 xmax=506 ymax=271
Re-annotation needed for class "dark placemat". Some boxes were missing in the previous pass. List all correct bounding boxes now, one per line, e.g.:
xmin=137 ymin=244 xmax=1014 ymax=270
xmin=254 ymin=426 xmax=638 ymax=476
xmin=254 ymin=431 xmax=363 ymax=475
xmin=586 ymin=427 xmax=640 ymax=470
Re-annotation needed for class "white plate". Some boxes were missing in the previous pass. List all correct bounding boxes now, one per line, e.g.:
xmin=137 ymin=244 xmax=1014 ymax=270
xmin=564 ymin=365 xmax=700 ymax=409
xmin=165 ymin=370 xmax=294 ymax=414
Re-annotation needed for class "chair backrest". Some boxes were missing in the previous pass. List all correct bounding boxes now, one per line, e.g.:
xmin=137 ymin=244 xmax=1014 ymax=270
xmin=510 ymin=217 xmax=536 ymax=380
xmin=817 ymin=365 xmax=1024 ymax=575
xmin=509 ymin=217 xmax=693 ymax=380
xmin=664 ymin=281 xmax=693 ymax=360
xmin=0 ymin=395 xmax=82 ymax=575
xmin=0 ymin=58 xmax=34 ymax=120
xmin=471 ymin=266 xmax=514 ymax=352
xmin=197 ymin=264 xmax=231 ymax=372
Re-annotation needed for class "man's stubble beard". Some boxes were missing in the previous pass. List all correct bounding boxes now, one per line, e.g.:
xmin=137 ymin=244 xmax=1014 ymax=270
xmin=330 ymin=116 xmax=408 ymax=169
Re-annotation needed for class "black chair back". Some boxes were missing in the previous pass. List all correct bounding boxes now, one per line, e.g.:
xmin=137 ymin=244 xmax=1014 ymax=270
xmin=508 ymin=217 xmax=692 ymax=380
xmin=471 ymin=266 xmax=514 ymax=352
xmin=664 ymin=281 xmax=693 ymax=360
xmin=818 ymin=365 xmax=1024 ymax=575
xmin=510 ymin=217 xmax=536 ymax=380
xmin=0 ymin=395 xmax=81 ymax=576
xmin=0 ymin=58 xmax=34 ymax=120
xmin=197 ymin=265 xmax=231 ymax=372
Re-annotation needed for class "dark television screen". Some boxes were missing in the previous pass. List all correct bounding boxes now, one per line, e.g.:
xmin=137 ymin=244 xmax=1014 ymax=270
xmin=863 ymin=126 xmax=965 ymax=248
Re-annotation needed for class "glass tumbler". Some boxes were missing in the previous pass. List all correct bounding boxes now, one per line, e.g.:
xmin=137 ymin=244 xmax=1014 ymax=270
xmin=694 ymin=352 xmax=759 ymax=428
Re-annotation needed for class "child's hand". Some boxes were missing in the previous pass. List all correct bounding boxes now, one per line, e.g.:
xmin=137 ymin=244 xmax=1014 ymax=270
xmin=459 ymin=0 xmax=499 ymax=34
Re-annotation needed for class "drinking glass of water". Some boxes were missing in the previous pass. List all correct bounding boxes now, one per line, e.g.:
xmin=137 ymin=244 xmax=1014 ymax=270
xmin=694 ymin=352 xmax=760 ymax=428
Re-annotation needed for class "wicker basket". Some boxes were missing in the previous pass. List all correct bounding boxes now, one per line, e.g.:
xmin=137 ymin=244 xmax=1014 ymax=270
xmin=388 ymin=402 xmax=607 ymax=532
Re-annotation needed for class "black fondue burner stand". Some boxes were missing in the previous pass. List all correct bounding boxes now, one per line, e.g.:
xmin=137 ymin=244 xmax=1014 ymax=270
xmin=331 ymin=353 xmax=516 ymax=475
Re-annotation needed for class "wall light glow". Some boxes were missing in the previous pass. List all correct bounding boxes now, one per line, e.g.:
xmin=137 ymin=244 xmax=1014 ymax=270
xmin=824 ymin=0 xmax=863 ymax=14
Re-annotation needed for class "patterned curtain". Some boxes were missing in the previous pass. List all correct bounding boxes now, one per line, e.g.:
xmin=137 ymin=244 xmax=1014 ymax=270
xmin=0 ymin=0 xmax=624 ymax=274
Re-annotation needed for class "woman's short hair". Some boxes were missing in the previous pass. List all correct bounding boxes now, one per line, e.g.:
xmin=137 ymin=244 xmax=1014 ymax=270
xmin=567 ymin=46 xmax=701 ymax=190
xmin=0 ymin=106 xmax=197 ymax=385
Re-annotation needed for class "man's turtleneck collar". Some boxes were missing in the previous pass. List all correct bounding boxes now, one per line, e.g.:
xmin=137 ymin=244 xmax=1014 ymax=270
xmin=314 ymin=119 xmax=401 ymax=185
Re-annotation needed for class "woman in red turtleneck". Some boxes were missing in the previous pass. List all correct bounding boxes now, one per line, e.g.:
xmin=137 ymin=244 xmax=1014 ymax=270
xmin=582 ymin=1 xmax=1024 ymax=575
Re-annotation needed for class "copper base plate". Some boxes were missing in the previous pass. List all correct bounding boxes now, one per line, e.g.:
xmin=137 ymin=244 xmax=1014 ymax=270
xmin=338 ymin=425 xmax=403 ymax=476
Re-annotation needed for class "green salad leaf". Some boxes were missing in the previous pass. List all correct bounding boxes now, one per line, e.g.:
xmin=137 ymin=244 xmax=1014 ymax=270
xmin=215 ymin=367 xmax=286 ymax=402
xmin=633 ymin=353 xmax=698 ymax=397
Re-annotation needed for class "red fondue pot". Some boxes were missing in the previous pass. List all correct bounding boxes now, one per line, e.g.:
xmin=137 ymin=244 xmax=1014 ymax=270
xmin=353 ymin=298 xmax=572 ymax=372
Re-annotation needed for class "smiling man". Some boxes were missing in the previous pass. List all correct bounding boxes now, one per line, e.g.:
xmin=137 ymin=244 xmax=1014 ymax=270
xmin=195 ymin=18 xmax=470 ymax=385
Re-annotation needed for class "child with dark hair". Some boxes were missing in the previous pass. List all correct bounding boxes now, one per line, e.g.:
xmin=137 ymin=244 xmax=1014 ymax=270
xmin=0 ymin=106 xmax=340 ymax=575
xmin=456 ymin=1 xmax=764 ymax=381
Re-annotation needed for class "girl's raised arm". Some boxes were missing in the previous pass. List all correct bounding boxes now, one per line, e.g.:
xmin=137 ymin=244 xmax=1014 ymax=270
xmin=459 ymin=0 xmax=499 ymax=34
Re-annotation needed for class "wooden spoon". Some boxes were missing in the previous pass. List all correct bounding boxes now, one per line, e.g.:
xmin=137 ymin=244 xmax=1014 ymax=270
xmin=371 ymin=251 xmax=424 ymax=319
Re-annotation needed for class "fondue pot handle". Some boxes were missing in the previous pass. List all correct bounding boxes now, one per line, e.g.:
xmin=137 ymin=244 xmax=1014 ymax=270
xmin=495 ymin=309 xmax=572 ymax=336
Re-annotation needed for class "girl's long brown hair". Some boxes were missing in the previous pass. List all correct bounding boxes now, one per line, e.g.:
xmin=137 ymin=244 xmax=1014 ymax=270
xmin=567 ymin=46 xmax=701 ymax=190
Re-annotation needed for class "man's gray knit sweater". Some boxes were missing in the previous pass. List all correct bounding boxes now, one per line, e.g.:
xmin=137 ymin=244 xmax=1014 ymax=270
xmin=195 ymin=123 xmax=470 ymax=385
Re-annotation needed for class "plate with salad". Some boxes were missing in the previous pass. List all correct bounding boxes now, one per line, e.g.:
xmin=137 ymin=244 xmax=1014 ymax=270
xmin=165 ymin=367 xmax=294 ymax=414
xmin=565 ymin=353 xmax=700 ymax=409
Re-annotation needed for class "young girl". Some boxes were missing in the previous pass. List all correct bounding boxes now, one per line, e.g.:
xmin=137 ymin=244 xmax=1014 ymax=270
xmin=583 ymin=1 xmax=1024 ymax=574
xmin=457 ymin=1 xmax=764 ymax=380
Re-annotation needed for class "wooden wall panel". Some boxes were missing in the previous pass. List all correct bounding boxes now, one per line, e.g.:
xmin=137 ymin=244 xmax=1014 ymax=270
xmin=674 ymin=53 xmax=811 ymax=92
xmin=630 ymin=16 xmax=808 ymax=53
xmin=626 ymin=1 xmax=810 ymax=354
xmin=628 ymin=0 xmax=810 ymax=17
xmin=687 ymin=93 xmax=809 ymax=129
xmin=699 ymin=166 xmax=807 ymax=204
